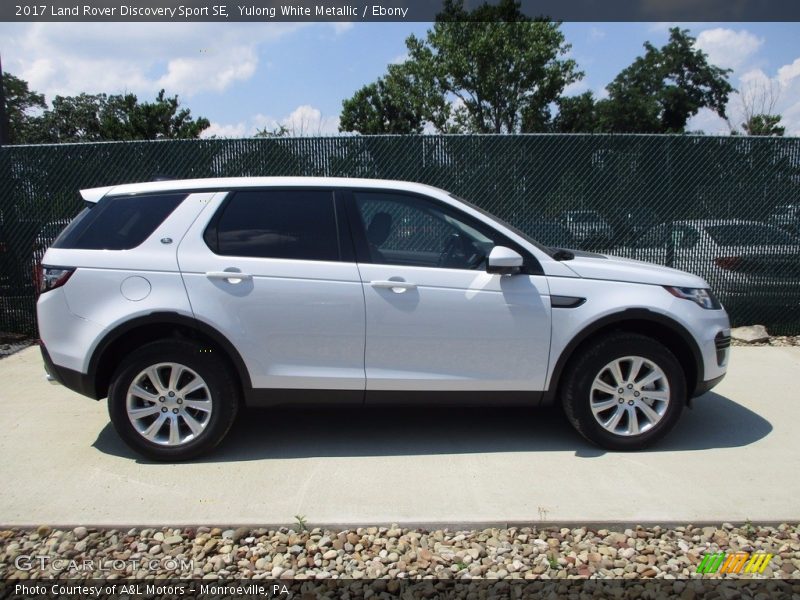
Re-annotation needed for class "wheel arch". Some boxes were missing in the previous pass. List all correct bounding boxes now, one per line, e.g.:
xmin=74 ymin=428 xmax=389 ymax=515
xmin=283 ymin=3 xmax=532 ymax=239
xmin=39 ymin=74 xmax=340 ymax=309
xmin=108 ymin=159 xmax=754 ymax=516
xmin=543 ymin=309 xmax=703 ymax=406
xmin=88 ymin=312 xmax=251 ymax=400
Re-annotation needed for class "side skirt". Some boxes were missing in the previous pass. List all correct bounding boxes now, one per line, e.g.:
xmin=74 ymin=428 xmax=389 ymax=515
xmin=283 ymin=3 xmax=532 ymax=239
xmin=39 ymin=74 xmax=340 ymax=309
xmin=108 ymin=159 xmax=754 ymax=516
xmin=243 ymin=389 xmax=543 ymax=407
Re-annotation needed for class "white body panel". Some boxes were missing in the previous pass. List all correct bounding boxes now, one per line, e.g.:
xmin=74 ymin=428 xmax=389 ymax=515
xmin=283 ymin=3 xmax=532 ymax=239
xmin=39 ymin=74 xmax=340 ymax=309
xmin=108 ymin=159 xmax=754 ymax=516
xmin=176 ymin=193 xmax=366 ymax=390
xmin=37 ymin=177 xmax=729 ymax=406
xmin=359 ymin=263 xmax=551 ymax=391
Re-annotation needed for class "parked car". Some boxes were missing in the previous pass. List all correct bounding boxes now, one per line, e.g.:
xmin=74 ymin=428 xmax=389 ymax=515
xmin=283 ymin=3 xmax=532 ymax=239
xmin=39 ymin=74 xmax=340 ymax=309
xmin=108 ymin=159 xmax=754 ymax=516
xmin=559 ymin=210 xmax=613 ymax=249
xmin=615 ymin=220 xmax=800 ymax=305
xmin=767 ymin=204 xmax=800 ymax=237
xmin=518 ymin=220 xmax=577 ymax=249
xmin=38 ymin=178 xmax=730 ymax=460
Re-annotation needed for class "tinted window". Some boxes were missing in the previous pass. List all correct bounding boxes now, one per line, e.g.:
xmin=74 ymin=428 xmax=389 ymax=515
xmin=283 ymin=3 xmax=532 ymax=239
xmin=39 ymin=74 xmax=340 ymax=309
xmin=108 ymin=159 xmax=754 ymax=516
xmin=672 ymin=226 xmax=699 ymax=249
xmin=707 ymin=224 xmax=797 ymax=246
xmin=209 ymin=190 xmax=339 ymax=261
xmin=636 ymin=225 xmax=668 ymax=248
xmin=353 ymin=191 xmax=500 ymax=270
xmin=53 ymin=193 xmax=186 ymax=250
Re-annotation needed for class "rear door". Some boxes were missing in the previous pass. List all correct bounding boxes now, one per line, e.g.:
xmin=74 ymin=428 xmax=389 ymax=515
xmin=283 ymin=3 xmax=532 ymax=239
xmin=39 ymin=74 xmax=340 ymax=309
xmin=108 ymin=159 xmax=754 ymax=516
xmin=177 ymin=188 xmax=366 ymax=393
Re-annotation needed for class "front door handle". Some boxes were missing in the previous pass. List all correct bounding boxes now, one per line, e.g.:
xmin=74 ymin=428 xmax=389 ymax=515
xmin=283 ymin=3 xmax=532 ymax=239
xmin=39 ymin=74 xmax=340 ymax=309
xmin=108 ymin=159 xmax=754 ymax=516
xmin=206 ymin=271 xmax=253 ymax=283
xmin=370 ymin=280 xmax=417 ymax=293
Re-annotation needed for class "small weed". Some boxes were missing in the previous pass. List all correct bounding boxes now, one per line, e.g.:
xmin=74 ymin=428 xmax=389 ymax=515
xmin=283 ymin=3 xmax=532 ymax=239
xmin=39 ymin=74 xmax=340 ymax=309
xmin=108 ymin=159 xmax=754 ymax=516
xmin=742 ymin=519 xmax=756 ymax=540
xmin=455 ymin=562 xmax=468 ymax=571
xmin=547 ymin=552 xmax=559 ymax=569
xmin=293 ymin=514 xmax=308 ymax=531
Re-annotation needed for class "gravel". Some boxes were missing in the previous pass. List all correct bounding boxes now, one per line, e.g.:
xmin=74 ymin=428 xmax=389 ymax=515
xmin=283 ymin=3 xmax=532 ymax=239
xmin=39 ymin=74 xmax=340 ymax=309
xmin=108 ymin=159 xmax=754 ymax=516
xmin=1 ymin=523 xmax=798 ymax=580
xmin=731 ymin=335 xmax=800 ymax=347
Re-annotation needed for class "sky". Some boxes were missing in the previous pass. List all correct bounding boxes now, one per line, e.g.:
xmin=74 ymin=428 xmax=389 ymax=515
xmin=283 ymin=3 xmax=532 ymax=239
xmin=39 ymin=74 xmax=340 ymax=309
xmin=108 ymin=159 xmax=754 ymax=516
xmin=1 ymin=21 xmax=799 ymax=136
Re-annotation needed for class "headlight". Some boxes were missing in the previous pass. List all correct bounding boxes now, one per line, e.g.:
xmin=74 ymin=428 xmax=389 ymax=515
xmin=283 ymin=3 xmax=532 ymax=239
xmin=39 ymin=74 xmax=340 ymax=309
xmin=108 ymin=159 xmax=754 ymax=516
xmin=664 ymin=286 xmax=721 ymax=310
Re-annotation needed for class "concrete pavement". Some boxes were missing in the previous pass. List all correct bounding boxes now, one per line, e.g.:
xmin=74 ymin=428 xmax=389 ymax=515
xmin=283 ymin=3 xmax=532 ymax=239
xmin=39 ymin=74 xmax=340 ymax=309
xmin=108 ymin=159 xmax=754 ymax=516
xmin=0 ymin=345 xmax=797 ymax=527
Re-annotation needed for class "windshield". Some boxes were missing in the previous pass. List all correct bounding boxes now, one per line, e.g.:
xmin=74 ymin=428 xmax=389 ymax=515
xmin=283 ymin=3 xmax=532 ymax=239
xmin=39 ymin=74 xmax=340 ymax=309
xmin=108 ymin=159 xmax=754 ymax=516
xmin=449 ymin=193 xmax=555 ymax=256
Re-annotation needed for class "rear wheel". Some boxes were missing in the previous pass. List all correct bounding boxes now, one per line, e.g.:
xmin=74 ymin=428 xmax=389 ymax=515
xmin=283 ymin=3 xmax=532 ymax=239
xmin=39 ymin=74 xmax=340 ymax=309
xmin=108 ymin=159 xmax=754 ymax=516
xmin=561 ymin=333 xmax=685 ymax=450
xmin=108 ymin=340 xmax=239 ymax=460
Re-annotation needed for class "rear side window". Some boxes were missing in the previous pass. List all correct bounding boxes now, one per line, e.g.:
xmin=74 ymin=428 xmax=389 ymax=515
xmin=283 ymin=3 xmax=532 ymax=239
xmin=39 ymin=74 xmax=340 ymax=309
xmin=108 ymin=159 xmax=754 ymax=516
xmin=205 ymin=190 xmax=340 ymax=261
xmin=53 ymin=193 xmax=186 ymax=250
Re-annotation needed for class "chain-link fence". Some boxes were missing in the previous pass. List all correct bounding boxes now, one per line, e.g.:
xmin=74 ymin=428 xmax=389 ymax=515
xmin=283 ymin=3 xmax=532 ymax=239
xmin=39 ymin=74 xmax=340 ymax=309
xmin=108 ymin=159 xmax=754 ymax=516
xmin=2 ymin=134 xmax=799 ymax=336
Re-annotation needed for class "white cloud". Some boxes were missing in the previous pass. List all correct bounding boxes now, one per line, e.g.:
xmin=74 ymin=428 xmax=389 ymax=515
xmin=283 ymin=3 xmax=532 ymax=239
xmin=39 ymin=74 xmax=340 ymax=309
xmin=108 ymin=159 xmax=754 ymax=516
xmin=156 ymin=46 xmax=258 ymax=95
xmin=696 ymin=28 xmax=763 ymax=70
xmin=201 ymin=105 xmax=340 ymax=139
xmin=330 ymin=22 xmax=354 ymax=35
xmin=563 ymin=80 xmax=590 ymax=97
xmin=721 ymin=61 xmax=800 ymax=136
xmin=203 ymin=122 xmax=248 ymax=139
xmin=588 ymin=27 xmax=606 ymax=41
xmin=777 ymin=58 xmax=800 ymax=88
xmin=686 ymin=108 xmax=729 ymax=134
xmin=0 ymin=22 xmax=307 ymax=100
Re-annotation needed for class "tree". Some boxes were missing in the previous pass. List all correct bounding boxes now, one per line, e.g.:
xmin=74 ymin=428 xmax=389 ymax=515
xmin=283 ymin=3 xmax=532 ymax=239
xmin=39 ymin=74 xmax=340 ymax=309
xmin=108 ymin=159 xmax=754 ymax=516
xmin=742 ymin=114 xmax=785 ymax=136
xmin=552 ymin=91 xmax=599 ymax=133
xmin=340 ymin=59 xmax=448 ymax=134
xmin=339 ymin=0 xmax=581 ymax=134
xmin=2 ymin=72 xmax=47 ymax=144
xmin=732 ymin=78 xmax=784 ymax=136
xmin=596 ymin=28 xmax=733 ymax=133
xmin=23 ymin=88 xmax=209 ymax=143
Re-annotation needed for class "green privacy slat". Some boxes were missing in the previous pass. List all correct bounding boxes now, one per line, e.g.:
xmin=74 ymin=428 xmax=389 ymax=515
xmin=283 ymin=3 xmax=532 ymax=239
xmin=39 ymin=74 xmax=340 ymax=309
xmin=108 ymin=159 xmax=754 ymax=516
xmin=1 ymin=134 xmax=799 ymax=336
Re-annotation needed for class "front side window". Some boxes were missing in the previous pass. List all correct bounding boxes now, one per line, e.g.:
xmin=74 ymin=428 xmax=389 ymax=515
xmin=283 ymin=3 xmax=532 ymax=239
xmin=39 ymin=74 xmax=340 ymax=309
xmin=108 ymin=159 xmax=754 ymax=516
xmin=353 ymin=191 xmax=503 ymax=270
xmin=206 ymin=190 xmax=340 ymax=261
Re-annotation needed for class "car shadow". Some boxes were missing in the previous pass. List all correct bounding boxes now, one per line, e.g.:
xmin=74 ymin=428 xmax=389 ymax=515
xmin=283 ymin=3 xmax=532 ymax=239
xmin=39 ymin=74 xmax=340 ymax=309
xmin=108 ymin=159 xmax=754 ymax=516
xmin=93 ymin=391 xmax=772 ymax=464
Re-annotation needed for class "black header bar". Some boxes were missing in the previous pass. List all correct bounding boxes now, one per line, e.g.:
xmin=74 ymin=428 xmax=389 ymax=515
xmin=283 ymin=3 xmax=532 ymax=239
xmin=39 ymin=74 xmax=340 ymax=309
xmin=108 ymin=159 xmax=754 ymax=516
xmin=3 ymin=0 xmax=800 ymax=22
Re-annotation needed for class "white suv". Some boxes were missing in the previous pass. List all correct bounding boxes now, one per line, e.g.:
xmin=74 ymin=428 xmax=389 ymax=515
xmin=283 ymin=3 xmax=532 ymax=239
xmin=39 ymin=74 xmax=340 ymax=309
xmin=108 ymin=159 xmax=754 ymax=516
xmin=37 ymin=178 xmax=730 ymax=460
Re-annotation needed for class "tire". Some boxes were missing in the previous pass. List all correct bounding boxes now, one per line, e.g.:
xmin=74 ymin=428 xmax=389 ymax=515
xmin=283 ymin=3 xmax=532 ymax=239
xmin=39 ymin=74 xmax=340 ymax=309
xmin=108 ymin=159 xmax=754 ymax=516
xmin=108 ymin=339 xmax=239 ymax=461
xmin=561 ymin=332 xmax=686 ymax=451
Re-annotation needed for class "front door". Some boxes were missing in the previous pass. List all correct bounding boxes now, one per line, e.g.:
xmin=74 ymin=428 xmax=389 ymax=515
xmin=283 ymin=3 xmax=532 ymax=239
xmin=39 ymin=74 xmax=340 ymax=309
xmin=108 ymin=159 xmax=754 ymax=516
xmin=347 ymin=190 xmax=551 ymax=396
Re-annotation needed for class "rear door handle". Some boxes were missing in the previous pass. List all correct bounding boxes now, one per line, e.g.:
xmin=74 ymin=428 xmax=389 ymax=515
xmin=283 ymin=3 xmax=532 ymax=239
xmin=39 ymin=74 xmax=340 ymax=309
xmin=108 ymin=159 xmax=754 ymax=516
xmin=206 ymin=271 xmax=253 ymax=283
xmin=370 ymin=280 xmax=417 ymax=293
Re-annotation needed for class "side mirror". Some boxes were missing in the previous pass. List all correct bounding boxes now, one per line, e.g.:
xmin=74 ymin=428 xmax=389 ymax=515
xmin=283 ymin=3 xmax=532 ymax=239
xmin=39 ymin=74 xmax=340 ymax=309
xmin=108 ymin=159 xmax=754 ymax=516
xmin=487 ymin=246 xmax=523 ymax=275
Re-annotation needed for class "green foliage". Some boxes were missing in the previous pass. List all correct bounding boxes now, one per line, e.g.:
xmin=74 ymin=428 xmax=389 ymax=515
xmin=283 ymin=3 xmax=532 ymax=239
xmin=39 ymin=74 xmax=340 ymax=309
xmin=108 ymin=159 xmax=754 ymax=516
xmin=742 ymin=114 xmax=785 ymax=137
xmin=552 ymin=92 xmax=599 ymax=133
xmin=293 ymin=514 xmax=308 ymax=531
xmin=339 ymin=0 xmax=580 ymax=134
xmin=29 ymin=89 xmax=210 ymax=143
xmin=594 ymin=28 xmax=733 ymax=133
xmin=2 ymin=72 xmax=210 ymax=144
xmin=2 ymin=72 xmax=47 ymax=144
xmin=340 ymin=59 xmax=448 ymax=134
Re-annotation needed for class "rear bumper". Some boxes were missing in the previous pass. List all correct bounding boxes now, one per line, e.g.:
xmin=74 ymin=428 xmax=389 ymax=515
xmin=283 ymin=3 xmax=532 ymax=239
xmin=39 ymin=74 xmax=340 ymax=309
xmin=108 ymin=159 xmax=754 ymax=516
xmin=40 ymin=343 xmax=100 ymax=399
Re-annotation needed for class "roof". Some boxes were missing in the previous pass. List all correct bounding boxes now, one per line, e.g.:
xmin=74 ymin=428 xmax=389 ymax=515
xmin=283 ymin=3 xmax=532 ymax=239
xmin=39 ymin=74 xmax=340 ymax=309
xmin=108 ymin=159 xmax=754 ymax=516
xmin=80 ymin=177 xmax=446 ymax=203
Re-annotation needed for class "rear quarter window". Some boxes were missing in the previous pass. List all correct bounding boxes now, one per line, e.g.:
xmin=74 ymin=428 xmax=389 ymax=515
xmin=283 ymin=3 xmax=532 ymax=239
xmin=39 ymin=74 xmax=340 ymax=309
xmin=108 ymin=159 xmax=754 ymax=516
xmin=52 ymin=193 xmax=187 ymax=250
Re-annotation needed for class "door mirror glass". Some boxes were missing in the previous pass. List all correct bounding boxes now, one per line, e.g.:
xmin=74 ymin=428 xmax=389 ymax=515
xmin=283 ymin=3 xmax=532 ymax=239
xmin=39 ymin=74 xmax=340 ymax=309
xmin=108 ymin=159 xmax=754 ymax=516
xmin=487 ymin=246 xmax=523 ymax=275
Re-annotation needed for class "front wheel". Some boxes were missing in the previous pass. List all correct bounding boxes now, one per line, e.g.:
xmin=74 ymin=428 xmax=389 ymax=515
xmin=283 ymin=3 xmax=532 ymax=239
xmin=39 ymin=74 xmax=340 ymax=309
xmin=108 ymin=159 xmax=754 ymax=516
xmin=561 ymin=333 xmax=686 ymax=451
xmin=108 ymin=340 xmax=239 ymax=461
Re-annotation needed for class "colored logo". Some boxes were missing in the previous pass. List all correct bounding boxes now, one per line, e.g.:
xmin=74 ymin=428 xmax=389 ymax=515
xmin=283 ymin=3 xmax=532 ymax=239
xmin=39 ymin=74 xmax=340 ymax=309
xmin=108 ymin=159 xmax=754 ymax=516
xmin=696 ymin=552 xmax=773 ymax=574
